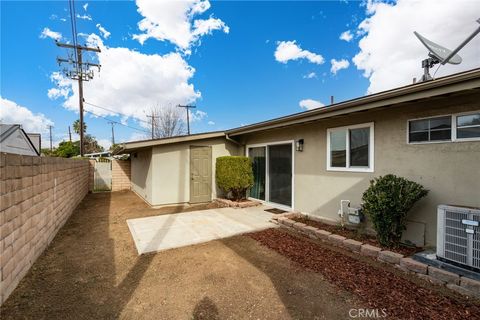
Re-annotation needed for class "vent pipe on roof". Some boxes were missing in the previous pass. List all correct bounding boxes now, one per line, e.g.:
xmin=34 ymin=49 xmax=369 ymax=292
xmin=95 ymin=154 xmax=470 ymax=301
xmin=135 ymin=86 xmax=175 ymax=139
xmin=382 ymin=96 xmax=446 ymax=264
xmin=330 ymin=96 xmax=334 ymax=105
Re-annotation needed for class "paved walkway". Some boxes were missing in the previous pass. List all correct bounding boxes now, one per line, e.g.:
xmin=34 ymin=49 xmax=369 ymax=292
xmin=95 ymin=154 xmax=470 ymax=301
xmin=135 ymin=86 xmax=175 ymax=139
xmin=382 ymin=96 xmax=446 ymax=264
xmin=127 ymin=205 xmax=277 ymax=254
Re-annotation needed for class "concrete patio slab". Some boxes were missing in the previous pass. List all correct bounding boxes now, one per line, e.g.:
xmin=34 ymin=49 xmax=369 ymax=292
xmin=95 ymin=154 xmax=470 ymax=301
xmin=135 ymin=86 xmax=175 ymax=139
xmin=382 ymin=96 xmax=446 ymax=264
xmin=127 ymin=205 xmax=277 ymax=254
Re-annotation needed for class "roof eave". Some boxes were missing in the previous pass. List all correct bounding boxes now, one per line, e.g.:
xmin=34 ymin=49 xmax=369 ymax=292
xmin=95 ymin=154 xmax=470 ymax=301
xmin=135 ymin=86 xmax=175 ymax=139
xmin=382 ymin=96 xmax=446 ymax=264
xmin=227 ymin=68 xmax=480 ymax=136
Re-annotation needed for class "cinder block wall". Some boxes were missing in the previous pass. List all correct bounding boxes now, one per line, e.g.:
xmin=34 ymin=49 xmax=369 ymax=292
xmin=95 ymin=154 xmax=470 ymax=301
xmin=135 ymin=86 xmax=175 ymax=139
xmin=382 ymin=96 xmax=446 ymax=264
xmin=0 ymin=153 xmax=90 ymax=305
xmin=111 ymin=159 xmax=131 ymax=191
xmin=88 ymin=159 xmax=95 ymax=192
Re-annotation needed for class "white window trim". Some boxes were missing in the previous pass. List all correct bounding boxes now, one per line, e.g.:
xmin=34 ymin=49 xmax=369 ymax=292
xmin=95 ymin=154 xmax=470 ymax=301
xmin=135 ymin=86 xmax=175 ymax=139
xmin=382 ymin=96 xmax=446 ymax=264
xmin=246 ymin=140 xmax=295 ymax=211
xmin=452 ymin=110 xmax=480 ymax=142
xmin=406 ymin=110 xmax=480 ymax=144
xmin=406 ymin=114 xmax=453 ymax=145
xmin=326 ymin=122 xmax=374 ymax=173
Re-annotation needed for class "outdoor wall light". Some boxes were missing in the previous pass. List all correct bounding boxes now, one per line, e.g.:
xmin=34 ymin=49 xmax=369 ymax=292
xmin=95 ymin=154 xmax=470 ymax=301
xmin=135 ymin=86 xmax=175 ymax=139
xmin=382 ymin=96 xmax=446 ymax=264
xmin=296 ymin=139 xmax=304 ymax=152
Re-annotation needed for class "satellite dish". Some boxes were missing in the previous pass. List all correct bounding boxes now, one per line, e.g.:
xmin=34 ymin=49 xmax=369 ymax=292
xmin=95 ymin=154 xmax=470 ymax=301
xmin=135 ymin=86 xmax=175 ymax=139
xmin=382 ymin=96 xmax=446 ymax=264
xmin=414 ymin=18 xmax=480 ymax=82
xmin=414 ymin=32 xmax=462 ymax=64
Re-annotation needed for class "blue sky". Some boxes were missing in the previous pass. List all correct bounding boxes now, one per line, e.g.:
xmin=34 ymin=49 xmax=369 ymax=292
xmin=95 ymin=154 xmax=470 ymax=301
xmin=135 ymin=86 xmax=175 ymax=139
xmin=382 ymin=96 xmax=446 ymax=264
xmin=1 ymin=0 xmax=479 ymax=149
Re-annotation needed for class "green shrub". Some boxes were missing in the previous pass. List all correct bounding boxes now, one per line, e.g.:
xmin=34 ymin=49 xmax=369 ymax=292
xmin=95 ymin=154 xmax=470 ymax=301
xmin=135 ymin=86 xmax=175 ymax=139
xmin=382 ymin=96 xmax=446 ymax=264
xmin=362 ymin=174 xmax=428 ymax=247
xmin=216 ymin=156 xmax=254 ymax=201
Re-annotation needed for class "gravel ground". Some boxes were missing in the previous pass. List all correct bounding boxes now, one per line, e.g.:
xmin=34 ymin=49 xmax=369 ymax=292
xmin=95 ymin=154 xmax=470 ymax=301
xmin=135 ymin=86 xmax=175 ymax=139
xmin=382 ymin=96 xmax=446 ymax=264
xmin=248 ymin=229 xmax=480 ymax=320
xmin=0 ymin=191 xmax=360 ymax=320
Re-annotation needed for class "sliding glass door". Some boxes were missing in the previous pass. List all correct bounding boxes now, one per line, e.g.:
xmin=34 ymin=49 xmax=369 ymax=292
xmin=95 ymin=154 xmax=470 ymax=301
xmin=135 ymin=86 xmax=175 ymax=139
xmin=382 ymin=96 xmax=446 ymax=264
xmin=248 ymin=143 xmax=293 ymax=208
xmin=268 ymin=144 xmax=292 ymax=207
xmin=248 ymin=147 xmax=266 ymax=200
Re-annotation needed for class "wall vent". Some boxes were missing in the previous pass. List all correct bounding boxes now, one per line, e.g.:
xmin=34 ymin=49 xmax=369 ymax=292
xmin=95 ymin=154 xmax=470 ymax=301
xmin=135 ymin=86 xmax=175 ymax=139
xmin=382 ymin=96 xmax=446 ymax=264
xmin=437 ymin=204 xmax=480 ymax=271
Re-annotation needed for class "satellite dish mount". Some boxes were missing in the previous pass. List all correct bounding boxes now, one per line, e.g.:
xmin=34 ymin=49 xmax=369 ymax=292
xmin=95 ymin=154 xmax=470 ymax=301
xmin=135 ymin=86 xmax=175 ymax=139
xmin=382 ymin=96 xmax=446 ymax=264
xmin=414 ymin=18 xmax=480 ymax=82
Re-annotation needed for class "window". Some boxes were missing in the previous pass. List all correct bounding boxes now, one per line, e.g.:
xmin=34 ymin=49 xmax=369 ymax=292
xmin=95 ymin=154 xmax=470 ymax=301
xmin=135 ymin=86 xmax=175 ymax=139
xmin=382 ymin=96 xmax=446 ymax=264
xmin=408 ymin=116 xmax=451 ymax=143
xmin=327 ymin=123 xmax=374 ymax=172
xmin=407 ymin=111 xmax=480 ymax=143
xmin=455 ymin=112 xmax=480 ymax=140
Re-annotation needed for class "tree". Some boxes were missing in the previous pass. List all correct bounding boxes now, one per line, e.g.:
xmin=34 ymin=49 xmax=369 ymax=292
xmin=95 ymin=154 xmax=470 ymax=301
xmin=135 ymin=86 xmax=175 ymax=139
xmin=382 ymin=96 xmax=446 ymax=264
xmin=149 ymin=105 xmax=186 ymax=138
xmin=41 ymin=148 xmax=56 ymax=157
xmin=55 ymin=141 xmax=80 ymax=158
xmin=73 ymin=119 xmax=87 ymax=134
xmin=83 ymin=134 xmax=104 ymax=154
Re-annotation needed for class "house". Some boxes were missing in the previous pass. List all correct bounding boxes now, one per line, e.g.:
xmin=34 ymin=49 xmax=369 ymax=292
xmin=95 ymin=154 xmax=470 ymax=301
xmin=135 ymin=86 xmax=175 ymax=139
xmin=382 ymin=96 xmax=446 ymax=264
xmin=120 ymin=69 xmax=480 ymax=247
xmin=0 ymin=124 xmax=40 ymax=156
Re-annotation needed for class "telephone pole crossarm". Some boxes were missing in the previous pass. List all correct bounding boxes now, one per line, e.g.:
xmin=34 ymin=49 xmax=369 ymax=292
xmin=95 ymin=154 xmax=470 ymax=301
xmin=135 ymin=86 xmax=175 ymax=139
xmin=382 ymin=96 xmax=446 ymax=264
xmin=55 ymin=40 xmax=101 ymax=156
xmin=177 ymin=105 xmax=196 ymax=135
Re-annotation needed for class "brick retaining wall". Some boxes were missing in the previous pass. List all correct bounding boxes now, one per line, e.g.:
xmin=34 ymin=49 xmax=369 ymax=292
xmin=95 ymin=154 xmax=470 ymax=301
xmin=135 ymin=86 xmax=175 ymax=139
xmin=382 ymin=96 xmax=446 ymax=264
xmin=111 ymin=159 xmax=130 ymax=192
xmin=0 ymin=153 xmax=90 ymax=305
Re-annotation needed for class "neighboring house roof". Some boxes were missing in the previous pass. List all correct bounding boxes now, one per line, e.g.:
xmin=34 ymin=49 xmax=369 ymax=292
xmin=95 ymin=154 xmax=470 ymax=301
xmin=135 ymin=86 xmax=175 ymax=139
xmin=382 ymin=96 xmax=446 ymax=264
xmin=0 ymin=124 xmax=40 ymax=156
xmin=121 ymin=131 xmax=225 ymax=151
xmin=226 ymin=68 xmax=480 ymax=136
xmin=26 ymin=133 xmax=41 ymax=154
xmin=84 ymin=151 xmax=112 ymax=157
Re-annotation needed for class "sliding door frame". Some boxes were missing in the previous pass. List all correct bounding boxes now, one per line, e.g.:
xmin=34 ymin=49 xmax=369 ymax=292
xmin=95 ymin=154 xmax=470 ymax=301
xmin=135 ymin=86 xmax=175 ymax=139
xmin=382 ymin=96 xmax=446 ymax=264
xmin=246 ymin=140 xmax=295 ymax=211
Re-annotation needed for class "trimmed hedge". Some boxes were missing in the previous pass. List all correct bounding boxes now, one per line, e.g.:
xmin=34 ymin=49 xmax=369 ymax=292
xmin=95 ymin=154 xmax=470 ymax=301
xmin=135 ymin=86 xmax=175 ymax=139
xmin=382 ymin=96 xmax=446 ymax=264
xmin=216 ymin=156 xmax=254 ymax=201
xmin=362 ymin=174 xmax=428 ymax=248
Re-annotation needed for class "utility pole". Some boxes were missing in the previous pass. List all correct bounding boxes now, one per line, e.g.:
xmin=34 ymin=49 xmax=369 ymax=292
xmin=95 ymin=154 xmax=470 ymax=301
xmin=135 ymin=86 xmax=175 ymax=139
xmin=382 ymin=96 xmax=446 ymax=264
xmin=177 ymin=105 xmax=196 ymax=135
xmin=146 ymin=112 xmax=157 ymax=139
xmin=108 ymin=121 xmax=115 ymax=145
xmin=55 ymin=42 xmax=100 ymax=156
xmin=48 ymin=125 xmax=53 ymax=151
xmin=68 ymin=126 xmax=72 ymax=142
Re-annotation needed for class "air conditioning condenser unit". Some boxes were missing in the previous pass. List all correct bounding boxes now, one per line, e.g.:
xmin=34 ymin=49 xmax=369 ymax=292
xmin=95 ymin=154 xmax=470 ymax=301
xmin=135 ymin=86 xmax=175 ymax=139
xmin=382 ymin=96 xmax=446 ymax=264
xmin=437 ymin=204 xmax=480 ymax=271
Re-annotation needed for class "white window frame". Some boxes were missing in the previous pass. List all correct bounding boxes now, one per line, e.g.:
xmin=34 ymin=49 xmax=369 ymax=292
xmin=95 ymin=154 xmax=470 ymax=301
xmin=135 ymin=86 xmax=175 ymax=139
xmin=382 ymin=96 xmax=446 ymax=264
xmin=452 ymin=110 xmax=480 ymax=142
xmin=246 ymin=140 xmax=295 ymax=211
xmin=326 ymin=122 xmax=374 ymax=173
xmin=406 ymin=114 xmax=453 ymax=145
xmin=406 ymin=110 xmax=480 ymax=144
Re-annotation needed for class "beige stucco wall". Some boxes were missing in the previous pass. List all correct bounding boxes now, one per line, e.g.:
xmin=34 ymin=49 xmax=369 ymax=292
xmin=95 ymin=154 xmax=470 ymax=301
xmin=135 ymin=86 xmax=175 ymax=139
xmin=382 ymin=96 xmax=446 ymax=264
xmin=130 ymin=137 xmax=240 ymax=206
xmin=236 ymin=91 xmax=480 ymax=246
xmin=131 ymin=148 xmax=153 ymax=204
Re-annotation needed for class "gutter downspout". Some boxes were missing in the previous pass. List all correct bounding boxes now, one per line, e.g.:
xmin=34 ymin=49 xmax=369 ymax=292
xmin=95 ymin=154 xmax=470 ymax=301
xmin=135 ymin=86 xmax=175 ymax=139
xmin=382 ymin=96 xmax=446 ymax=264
xmin=225 ymin=133 xmax=243 ymax=147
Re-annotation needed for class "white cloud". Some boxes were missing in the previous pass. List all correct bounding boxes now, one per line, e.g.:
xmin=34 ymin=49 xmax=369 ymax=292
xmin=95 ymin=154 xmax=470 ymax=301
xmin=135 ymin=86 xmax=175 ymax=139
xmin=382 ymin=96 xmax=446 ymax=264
xmin=340 ymin=30 xmax=353 ymax=42
xmin=303 ymin=72 xmax=317 ymax=79
xmin=190 ymin=110 xmax=207 ymax=122
xmin=96 ymin=24 xmax=111 ymax=39
xmin=133 ymin=0 xmax=229 ymax=51
xmin=48 ymin=34 xmax=201 ymax=128
xmin=39 ymin=27 xmax=62 ymax=41
xmin=274 ymin=40 xmax=324 ymax=64
xmin=47 ymin=72 xmax=72 ymax=99
xmin=0 ymin=97 xmax=54 ymax=133
xmin=76 ymin=14 xmax=92 ymax=21
xmin=128 ymin=132 xmax=148 ymax=142
xmin=353 ymin=0 xmax=480 ymax=93
xmin=330 ymin=59 xmax=350 ymax=74
xmin=207 ymin=120 xmax=215 ymax=125
xmin=83 ymin=3 xmax=89 ymax=11
xmin=299 ymin=99 xmax=325 ymax=110
xmin=97 ymin=138 xmax=111 ymax=150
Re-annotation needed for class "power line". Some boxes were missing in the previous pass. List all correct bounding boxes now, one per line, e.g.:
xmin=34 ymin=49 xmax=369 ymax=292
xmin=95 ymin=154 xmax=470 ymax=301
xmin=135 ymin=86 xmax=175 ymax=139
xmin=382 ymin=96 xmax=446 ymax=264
xmin=177 ymin=105 xmax=196 ymax=135
xmin=84 ymin=110 xmax=150 ymax=134
xmin=108 ymin=121 xmax=115 ymax=145
xmin=146 ymin=113 xmax=158 ymax=139
xmin=84 ymin=101 xmax=150 ymax=124
xmin=48 ymin=125 xmax=54 ymax=151
xmin=55 ymin=0 xmax=101 ymax=156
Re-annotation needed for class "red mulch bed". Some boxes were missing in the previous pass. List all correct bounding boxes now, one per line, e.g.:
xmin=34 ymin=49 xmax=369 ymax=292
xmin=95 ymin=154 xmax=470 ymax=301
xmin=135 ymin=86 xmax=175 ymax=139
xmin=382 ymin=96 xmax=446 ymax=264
xmin=247 ymin=229 xmax=480 ymax=320
xmin=291 ymin=216 xmax=421 ymax=256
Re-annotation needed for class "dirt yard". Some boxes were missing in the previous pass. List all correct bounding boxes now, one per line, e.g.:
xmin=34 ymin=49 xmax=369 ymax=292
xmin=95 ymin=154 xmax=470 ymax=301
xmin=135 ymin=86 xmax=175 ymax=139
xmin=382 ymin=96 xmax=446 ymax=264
xmin=1 ymin=191 xmax=478 ymax=319
xmin=0 ymin=191 xmax=360 ymax=319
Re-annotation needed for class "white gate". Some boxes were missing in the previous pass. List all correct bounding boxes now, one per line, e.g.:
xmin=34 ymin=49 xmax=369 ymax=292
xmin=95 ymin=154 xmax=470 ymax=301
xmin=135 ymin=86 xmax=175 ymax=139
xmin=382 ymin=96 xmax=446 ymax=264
xmin=94 ymin=160 xmax=112 ymax=191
